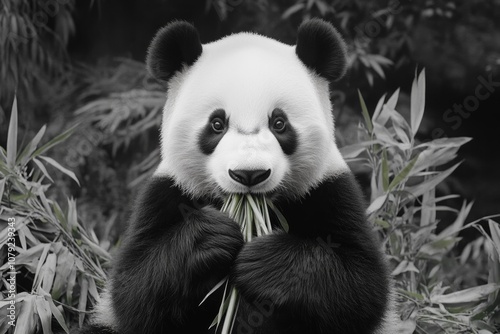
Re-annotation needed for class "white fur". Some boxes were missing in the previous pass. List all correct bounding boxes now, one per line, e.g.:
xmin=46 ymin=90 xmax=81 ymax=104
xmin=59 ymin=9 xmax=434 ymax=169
xmin=154 ymin=32 xmax=349 ymax=199
xmin=90 ymin=289 xmax=117 ymax=330
xmin=375 ymin=283 xmax=402 ymax=334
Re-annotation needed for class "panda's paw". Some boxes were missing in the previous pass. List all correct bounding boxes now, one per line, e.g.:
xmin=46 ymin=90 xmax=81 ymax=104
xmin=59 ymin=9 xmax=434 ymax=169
xmin=231 ymin=233 xmax=293 ymax=306
xmin=187 ymin=206 xmax=244 ymax=276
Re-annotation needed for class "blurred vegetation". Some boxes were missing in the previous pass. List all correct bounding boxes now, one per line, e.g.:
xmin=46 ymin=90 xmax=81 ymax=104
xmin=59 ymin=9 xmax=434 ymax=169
xmin=1 ymin=0 xmax=500 ymax=333
xmin=0 ymin=0 xmax=76 ymax=110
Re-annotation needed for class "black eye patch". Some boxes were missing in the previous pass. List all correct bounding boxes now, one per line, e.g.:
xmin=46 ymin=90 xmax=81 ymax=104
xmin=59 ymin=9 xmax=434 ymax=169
xmin=198 ymin=109 xmax=228 ymax=155
xmin=269 ymin=108 xmax=297 ymax=155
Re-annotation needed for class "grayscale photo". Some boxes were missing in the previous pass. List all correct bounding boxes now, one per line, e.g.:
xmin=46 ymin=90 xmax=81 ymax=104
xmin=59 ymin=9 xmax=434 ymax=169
xmin=1 ymin=1 xmax=499 ymax=333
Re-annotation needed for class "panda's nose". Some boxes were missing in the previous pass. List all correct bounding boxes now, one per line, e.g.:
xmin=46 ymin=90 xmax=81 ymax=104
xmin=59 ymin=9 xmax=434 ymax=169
xmin=229 ymin=169 xmax=271 ymax=186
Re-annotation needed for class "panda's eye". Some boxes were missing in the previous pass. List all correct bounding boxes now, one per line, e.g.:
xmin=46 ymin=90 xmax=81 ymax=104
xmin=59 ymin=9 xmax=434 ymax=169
xmin=272 ymin=118 xmax=286 ymax=132
xmin=211 ymin=118 xmax=225 ymax=133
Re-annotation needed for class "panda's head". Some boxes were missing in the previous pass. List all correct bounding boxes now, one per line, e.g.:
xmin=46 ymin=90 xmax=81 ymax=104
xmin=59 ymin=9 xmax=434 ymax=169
xmin=148 ymin=19 xmax=349 ymax=200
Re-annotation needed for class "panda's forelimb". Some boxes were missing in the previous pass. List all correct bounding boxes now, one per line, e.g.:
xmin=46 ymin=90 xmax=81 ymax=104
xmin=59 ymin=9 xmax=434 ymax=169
xmin=231 ymin=172 xmax=390 ymax=334
xmin=110 ymin=176 xmax=244 ymax=333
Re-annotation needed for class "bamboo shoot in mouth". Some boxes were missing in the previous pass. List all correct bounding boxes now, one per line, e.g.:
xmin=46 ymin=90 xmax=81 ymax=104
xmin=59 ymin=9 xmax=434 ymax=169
xmin=201 ymin=194 xmax=288 ymax=334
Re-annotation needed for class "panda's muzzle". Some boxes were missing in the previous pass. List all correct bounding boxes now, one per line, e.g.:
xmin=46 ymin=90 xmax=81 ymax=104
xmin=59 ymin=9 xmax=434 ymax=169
xmin=228 ymin=169 xmax=271 ymax=187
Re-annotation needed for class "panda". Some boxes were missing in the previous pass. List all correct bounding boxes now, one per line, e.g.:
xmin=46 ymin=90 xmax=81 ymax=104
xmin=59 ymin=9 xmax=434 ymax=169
xmin=78 ymin=19 xmax=398 ymax=334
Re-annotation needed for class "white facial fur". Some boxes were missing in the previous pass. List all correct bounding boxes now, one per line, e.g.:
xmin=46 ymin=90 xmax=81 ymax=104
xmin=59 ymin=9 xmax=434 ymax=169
xmin=154 ymin=32 xmax=349 ymax=199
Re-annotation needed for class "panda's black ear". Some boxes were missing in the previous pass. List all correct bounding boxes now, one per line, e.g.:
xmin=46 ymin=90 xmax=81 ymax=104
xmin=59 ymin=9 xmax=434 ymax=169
xmin=295 ymin=19 xmax=347 ymax=82
xmin=146 ymin=21 xmax=203 ymax=83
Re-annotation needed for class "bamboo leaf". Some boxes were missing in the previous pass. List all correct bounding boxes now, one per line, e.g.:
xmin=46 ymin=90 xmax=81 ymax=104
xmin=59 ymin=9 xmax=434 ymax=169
xmin=38 ymin=155 xmax=80 ymax=186
xmin=386 ymin=88 xmax=400 ymax=111
xmin=67 ymin=197 xmax=79 ymax=229
xmin=80 ymin=233 xmax=112 ymax=261
xmin=14 ymin=295 xmax=37 ymax=334
xmin=0 ymin=315 xmax=11 ymax=334
xmin=200 ymin=277 xmax=228 ymax=306
xmin=410 ymin=69 xmax=426 ymax=136
xmin=382 ymin=149 xmax=389 ymax=191
xmin=33 ymin=244 xmax=50 ymax=289
xmin=245 ymin=195 xmax=269 ymax=234
xmin=47 ymin=296 xmax=69 ymax=333
xmin=35 ymin=295 xmax=52 ymax=334
xmin=416 ymin=136 xmax=472 ymax=150
xmin=0 ymin=178 xmax=5 ymax=201
xmin=375 ymin=219 xmax=390 ymax=228
xmin=32 ymin=157 xmax=54 ymax=183
xmin=411 ymin=147 xmax=461 ymax=176
xmin=388 ymin=154 xmax=419 ymax=191
xmin=420 ymin=187 xmax=436 ymax=227
xmin=487 ymin=220 xmax=500 ymax=287
xmin=367 ymin=194 xmax=388 ymax=216
xmin=432 ymin=284 xmax=499 ymax=305
xmin=372 ymin=93 xmax=387 ymax=124
xmin=437 ymin=201 xmax=473 ymax=239
xmin=266 ymin=198 xmax=289 ymax=232
xmin=88 ymin=277 xmax=100 ymax=302
xmin=66 ymin=263 xmax=77 ymax=304
xmin=373 ymin=122 xmax=399 ymax=146
xmin=17 ymin=124 xmax=46 ymax=167
xmin=406 ymin=162 xmax=461 ymax=198
xmin=399 ymin=289 xmax=425 ymax=301
xmin=78 ymin=275 xmax=89 ymax=327
xmin=210 ymin=280 xmax=231 ymax=329
xmin=488 ymin=220 xmax=500 ymax=259
xmin=370 ymin=54 xmax=394 ymax=66
xmin=366 ymin=71 xmax=374 ymax=86
xmin=340 ymin=140 xmax=378 ymax=159
xmin=31 ymin=124 xmax=78 ymax=158
xmin=3 ymin=243 xmax=45 ymax=272
xmin=41 ymin=253 xmax=57 ymax=293
xmin=419 ymin=237 xmax=461 ymax=257
xmin=392 ymin=260 xmax=420 ymax=275
xmin=370 ymin=57 xmax=386 ymax=79
xmin=389 ymin=109 xmax=411 ymax=144
xmin=221 ymin=288 xmax=238 ymax=334
xmin=358 ymin=90 xmax=373 ymax=133
xmin=6 ymin=96 xmax=18 ymax=168
xmin=52 ymin=247 xmax=73 ymax=300
xmin=281 ymin=3 xmax=305 ymax=19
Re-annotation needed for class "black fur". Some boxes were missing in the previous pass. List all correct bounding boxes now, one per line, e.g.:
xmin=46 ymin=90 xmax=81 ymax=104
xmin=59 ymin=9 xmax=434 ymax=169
xmin=232 ymin=173 xmax=390 ymax=333
xmin=295 ymin=18 xmax=348 ymax=83
xmin=269 ymin=108 xmax=297 ymax=155
xmin=109 ymin=177 xmax=242 ymax=333
xmin=199 ymin=109 xmax=229 ymax=155
xmin=79 ymin=173 xmax=389 ymax=334
xmin=146 ymin=21 xmax=202 ymax=83
xmin=71 ymin=324 xmax=117 ymax=334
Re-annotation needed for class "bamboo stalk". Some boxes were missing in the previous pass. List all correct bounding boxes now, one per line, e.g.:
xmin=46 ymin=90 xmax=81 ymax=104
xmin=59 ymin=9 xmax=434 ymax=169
xmin=203 ymin=194 xmax=286 ymax=333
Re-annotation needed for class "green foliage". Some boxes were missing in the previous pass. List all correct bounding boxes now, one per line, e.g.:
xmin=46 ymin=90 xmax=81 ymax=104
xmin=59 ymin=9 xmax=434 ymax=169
xmin=342 ymin=70 xmax=500 ymax=333
xmin=0 ymin=98 xmax=111 ymax=333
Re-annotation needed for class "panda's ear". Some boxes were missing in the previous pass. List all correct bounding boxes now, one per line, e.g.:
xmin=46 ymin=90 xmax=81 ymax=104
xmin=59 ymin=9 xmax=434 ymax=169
xmin=295 ymin=19 xmax=347 ymax=82
xmin=146 ymin=21 xmax=203 ymax=83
